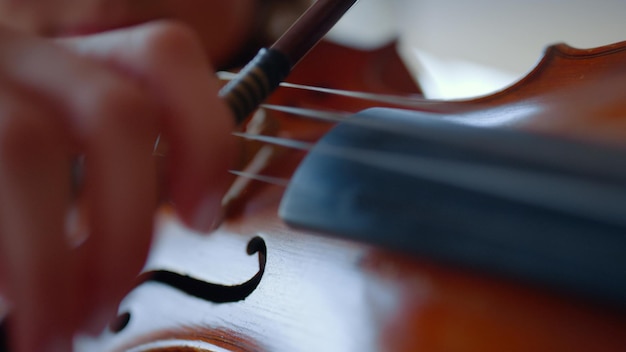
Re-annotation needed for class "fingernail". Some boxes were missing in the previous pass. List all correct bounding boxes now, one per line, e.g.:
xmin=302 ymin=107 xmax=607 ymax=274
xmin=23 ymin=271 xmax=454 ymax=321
xmin=191 ymin=194 xmax=223 ymax=233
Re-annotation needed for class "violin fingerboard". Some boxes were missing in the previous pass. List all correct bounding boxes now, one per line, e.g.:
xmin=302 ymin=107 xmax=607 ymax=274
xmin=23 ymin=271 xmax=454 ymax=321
xmin=280 ymin=107 xmax=626 ymax=307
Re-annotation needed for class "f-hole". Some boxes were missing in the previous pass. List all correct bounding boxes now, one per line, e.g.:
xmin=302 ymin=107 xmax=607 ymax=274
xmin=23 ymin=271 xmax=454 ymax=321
xmin=112 ymin=236 xmax=267 ymax=333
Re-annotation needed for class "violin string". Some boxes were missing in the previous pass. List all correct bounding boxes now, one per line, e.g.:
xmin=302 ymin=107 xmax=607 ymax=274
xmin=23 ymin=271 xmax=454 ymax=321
xmin=232 ymin=132 xmax=313 ymax=151
xmin=222 ymin=144 xmax=277 ymax=205
xmin=232 ymin=131 xmax=626 ymax=227
xmin=253 ymin=104 xmax=462 ymax=151
xmin=260 ymin=104 xmax=350 ymax=122
xmin=257 ymin=104 xmax=416 ymax=138
xmin=226 ymin=72 xmax=626 ymax=225
xmin=217 ymin=71 xmax=435 ymax=107
xmin=254 ymin=103 xmax=626 ymax=181
xmin=229 ymin=170 xmax=291 ymax=187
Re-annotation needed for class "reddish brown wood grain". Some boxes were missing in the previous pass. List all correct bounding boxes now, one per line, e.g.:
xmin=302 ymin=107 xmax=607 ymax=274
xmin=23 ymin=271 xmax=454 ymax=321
xmin=87 ymin=40 xmax=626 ymax=352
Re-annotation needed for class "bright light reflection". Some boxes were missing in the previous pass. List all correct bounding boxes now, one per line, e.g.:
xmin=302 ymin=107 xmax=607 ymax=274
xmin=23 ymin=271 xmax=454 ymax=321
xmin=406 ymin=48 xmax=519 ymax=100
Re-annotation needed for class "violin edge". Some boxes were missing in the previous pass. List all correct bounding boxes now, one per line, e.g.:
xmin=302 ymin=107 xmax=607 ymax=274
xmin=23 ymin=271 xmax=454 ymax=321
xmin=473 ymin=39 xmax=626 ymax=103
xmin=547 ymin=39 xmax=626 ymax=58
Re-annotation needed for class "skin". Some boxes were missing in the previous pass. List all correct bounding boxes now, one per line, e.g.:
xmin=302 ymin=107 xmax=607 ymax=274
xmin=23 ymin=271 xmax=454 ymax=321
xmin=0 ymin=1 xmax=256 ymax=351
xmin=0 ymin=0 xmax=257 ymax=67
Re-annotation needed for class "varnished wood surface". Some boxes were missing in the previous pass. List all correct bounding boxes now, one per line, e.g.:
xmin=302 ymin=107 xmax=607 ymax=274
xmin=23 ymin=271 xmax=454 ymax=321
xmin=82 ymin=39 xmax=626 ymax=352
xmin=81 ymin=183 xmax=626 ymax=352
xmin=279 ymin=40 xmax=626 ymax=148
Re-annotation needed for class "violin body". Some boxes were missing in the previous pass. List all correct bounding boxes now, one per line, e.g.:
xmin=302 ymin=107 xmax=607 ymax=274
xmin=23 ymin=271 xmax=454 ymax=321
xmin=81 ymin=40 xmax=626 ymax=351
xmin=83 ymin=189 xmax=626 ymax=352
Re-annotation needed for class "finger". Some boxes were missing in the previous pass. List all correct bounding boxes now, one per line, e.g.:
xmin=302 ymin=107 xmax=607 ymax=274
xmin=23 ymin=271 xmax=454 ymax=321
xmin=0 ymin=29 xmax=160 ymax=336
xmin=129 ymin=22 xmax=236 ymax=231
xmin=0 ymin=86 xmax=76 ymax=352
xmin=0 ymin=249 xmax=6 ymax=296
xmin=75 ymin=74 xmax=160 ymax=333
xmin=59 ymin=21 xmax=237 ymax=231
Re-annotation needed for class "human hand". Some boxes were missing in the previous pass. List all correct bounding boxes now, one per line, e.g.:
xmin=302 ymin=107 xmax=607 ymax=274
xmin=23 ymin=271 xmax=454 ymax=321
xmin=0 ymin=0 xmax=257 ymax=69
xmin=0 ymin=21 xmax=236 ymax=352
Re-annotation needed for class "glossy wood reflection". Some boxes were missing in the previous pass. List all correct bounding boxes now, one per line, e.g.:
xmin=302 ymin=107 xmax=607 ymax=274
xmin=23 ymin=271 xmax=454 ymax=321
xmin=92 ymin=187 xmax=626 ymax=352
xmin=84 ymin=39 xmax=626 ymax=352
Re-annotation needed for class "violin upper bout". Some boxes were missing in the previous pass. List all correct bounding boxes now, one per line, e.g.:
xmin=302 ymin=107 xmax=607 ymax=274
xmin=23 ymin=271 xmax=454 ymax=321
xmin=495 ymin=39 xmax=626 ymax=96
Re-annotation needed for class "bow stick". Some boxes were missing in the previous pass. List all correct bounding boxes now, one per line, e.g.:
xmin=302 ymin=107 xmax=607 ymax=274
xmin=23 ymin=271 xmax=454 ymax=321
xmin=219 ymin=0 xmax=359 ymax=124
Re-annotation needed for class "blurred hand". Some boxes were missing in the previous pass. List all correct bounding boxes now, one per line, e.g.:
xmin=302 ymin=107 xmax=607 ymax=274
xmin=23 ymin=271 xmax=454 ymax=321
xmin=0 ymin=0 xmax=257 ymax=68
xmin=0 ymin=20 xmax=236 ymax=352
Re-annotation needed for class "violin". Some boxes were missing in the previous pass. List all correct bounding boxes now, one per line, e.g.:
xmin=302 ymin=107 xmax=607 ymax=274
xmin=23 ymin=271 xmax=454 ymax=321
xmin=72 ymin=21 xmax=626 ymax=352
xmin=3 ymin=1 xmax=626 ymax=350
